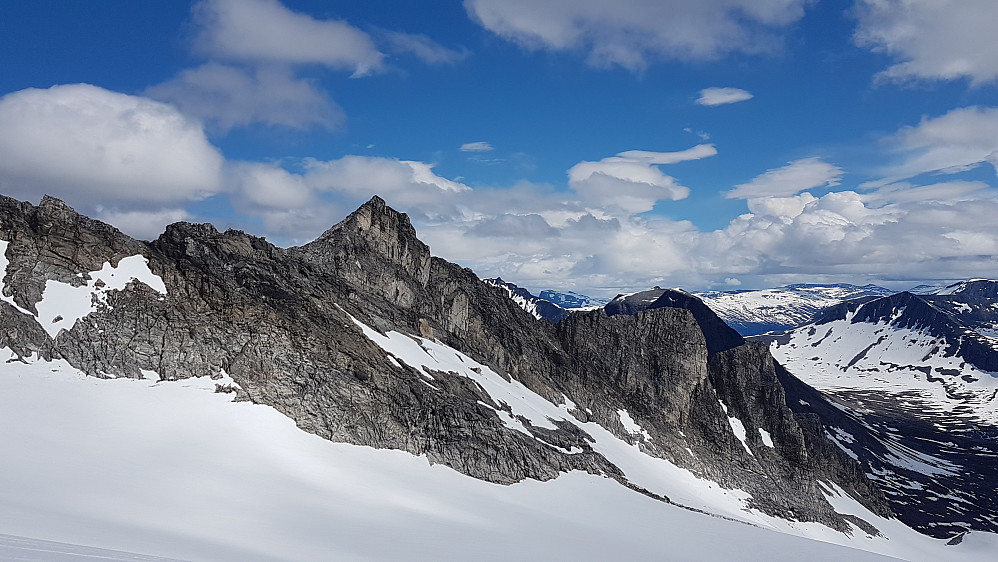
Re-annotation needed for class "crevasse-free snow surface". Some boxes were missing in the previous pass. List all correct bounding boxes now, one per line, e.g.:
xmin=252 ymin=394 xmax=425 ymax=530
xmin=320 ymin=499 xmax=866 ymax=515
xmin=0 ymin=194 xmax=994 ymax=560
xmin=0 ymin=349 xmax=943 ymax=562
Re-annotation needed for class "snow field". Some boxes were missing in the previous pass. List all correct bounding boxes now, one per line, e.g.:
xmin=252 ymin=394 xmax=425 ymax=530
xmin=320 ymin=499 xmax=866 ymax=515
xmin=0 ymin=347 xmax=914 ymax=561
xmin=344 ymin=314 xmax=990 ymax=560
xmin=770 ymin=318 xmax=998 ymax=425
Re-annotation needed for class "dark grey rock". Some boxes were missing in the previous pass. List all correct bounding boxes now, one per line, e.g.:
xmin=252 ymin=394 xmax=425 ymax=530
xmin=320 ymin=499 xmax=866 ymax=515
xmin=0 ymin=193 xmax=891 ymax=533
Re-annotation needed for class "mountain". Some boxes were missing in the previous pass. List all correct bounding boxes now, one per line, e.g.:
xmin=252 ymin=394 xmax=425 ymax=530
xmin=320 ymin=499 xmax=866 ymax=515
xmin=605 ymin=287 xmax=746 ymax=355
xmin=481 ymin=280 xmax=609 ymax=322
xmin=694 ymin=283 xmax=894 ymax=336
xmin=0 ymin=194 xmax=990 ymax=559
xmin=482 ymin=277 xmax=570 ymax=322
xmin=767 ymin=287 xmax=998 ymax=538
xmin=538 ymin=289 xmax=609 ymax=310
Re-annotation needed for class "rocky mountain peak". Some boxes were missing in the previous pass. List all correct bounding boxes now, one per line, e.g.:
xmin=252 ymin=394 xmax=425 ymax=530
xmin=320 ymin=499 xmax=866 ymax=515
xmin=312 ymin=195 xmax=427 ymax=258
xmin=0 ymin=193 xmax=893 ymax=537
xmin=301 ymin=196 xmax=432 ymax=297
xmin=606 ymin=288 xmax=744 ymax=355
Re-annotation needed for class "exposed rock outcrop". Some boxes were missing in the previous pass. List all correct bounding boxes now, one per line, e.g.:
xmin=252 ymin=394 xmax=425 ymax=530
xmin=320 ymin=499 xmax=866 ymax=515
xmin=0 ymin=193 xmax=889 ymax=531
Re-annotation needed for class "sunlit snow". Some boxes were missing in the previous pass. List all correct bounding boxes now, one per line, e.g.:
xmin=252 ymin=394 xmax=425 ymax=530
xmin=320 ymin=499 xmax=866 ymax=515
xmin=0 ymin=347 xmax=935 ymax=561
xmin=31 ymin=253 xmax=167 ymax=338
xmin=771 ymin=318 xmax=998 ymax=425
xmin=719 ymin=399 xmax=754 ymax=456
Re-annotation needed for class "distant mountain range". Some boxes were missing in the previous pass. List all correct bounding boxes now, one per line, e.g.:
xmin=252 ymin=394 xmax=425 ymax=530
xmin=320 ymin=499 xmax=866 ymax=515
xmin=490 ymin=281 xmax=897 ymax=336
xmin=5 ymin=194 xmax=962 ymax=560
xmin=764 ymin=280 xmax=998 ymax=537
xmin=489 ymin=277 xmax=998 ymax=539
xmin=694 ymin=284 xmax=895 ymax=335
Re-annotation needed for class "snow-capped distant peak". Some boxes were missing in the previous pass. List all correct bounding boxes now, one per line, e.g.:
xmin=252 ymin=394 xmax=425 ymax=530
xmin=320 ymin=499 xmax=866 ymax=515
xmin=694 ymin=283 xmax=893 ymax=336
xmin=483 ymin=277 xmax=570 ymax=322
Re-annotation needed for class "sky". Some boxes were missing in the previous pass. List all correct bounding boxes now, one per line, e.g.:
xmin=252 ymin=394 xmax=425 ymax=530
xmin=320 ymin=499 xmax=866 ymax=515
xmin=1 ymin=0 xmax=998 ymax=297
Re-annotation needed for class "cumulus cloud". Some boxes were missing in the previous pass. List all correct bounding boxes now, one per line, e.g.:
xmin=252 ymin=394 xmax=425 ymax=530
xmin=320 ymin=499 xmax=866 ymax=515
xmin=228 ymin=162 xmax=313 ymax=210
xmin=467 ymin=214 xmax=559 ymax=238
xmin=854 ymin=0 xmax=998 ymax=85
xmin=464 ymin=0 xmax=809 ymax=70
xmin=568 ymin=145 xmax=716 ymax=215
xmin=696 ymin=87 xmax=753 ymax=106
xmin=726 ymin=157 xmax=842 ymax=199
xmin=160 ymin=1 xmax=465 ymax=131
xmin=461 ymin=141 xmax=494 ymax=152
xmin=3 ymin=84 xmax=993 ymax=294
xmin=745 ymin=193 xmax=817 ymax=219
xmin=699 ymin=181 xmax=998 ymax=286
xmin=95 ymin=208 xmax=191 ymax=241
xmin=0 ymin=84 xmax=223 ymax=218
xmin=146 ymin=63 xmax=344 ymax=132
xmin=193 ymin=0 xmax=384 ymax=76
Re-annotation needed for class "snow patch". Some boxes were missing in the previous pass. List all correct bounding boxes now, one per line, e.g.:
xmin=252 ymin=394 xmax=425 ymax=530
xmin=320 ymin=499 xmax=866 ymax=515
xmin=719 ymin=400 xmax=753 ymax=456
xmin=771 ymin=317 xmax=998 ymax=425
xmin=758 ymin=427 xmax=775 ymax=448
xmin=618 ymin=409 xmax=651 ymax=441
xmin=34 ymin=255 xmax=167 ymax=338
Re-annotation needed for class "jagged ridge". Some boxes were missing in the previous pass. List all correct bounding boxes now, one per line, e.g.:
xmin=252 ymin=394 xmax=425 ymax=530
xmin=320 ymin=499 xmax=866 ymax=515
xmin=0 ymin=193 xmax=889 ymax=533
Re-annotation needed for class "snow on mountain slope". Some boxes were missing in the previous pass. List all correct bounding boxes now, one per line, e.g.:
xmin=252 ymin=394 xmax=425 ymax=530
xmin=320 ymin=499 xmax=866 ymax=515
xmin=770 ymin=318 xmax=998 ymax=426
xmin=1 ymin=347 xmax=955 ymax=562
xmin=482 ymin=277 xmax=570 ymax=322
xmin=0 ymin=533 xmax=181 ymax=561
xmin=768 ymin=291 xmax=998 ymax=537
xmin=538 ymin=289 xmax=609 ymax=310
xmin=696 ymin=284 xmax=893 ymax=336
xmin=935 ymin=279 xmax=998 ymax=296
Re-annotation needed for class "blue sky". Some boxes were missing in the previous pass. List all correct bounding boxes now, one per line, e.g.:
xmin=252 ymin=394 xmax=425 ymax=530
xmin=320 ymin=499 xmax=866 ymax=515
xmin=2 ymin=1 xmax=998 ymax=296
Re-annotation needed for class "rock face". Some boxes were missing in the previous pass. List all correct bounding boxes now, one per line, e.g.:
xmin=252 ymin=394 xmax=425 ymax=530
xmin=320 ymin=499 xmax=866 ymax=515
xmin=0 ymin=194 xmax=889 ymax=532
xmin=606 ymin=288 xmax=745 ymax=354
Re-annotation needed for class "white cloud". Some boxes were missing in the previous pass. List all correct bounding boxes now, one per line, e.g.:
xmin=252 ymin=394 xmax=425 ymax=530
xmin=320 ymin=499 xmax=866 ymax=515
xmin=146 ymin=63 xmax=344 ymax=132
xmin=229 ymin=162 xmax=313 ymax=210
xmin=0 ymin=84 xmax=224 ymax=213
xmin=464 ymin=0 xmax=809 ymax=70
xmin=568 ymin=145 xmax=716 ymax=216
xmin=306 ymin=156 xmax=469 ymax=196
xmin=167 ymin=1 xmax=464 ymax=131
xmin=854 ymin=0 xmax=998 ymax=85
xmin=461 ymin=141 xmax=494 ymax=152
xmin=726 ymin=157 xmax=842 ymax=199
xmin=95 ymin=208 xmax=191 ymax=241
xmin=699 ymin=181 xmax=998 ymax=285
xmin=696 ymin=87 xmax=753 ymax=106
xmin=872 ymin=106 xmax=998 ymax=184
xmin=745 ymin=193 xmax=817 ymax=219
xmin=467 ymin=214 xmax=559 ymax=238
xmin=3 ymin=83 xmax=993 ymax=294
xmin=384 ymin=31 xmax=470 ymax=65
xmin=193 ymin=0 xmax=384 ymax=76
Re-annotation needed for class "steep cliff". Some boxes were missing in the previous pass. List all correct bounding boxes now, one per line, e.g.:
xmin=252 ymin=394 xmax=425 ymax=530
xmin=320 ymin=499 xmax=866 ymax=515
xmin=0 ymin=194 xmax=889 ymax=532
